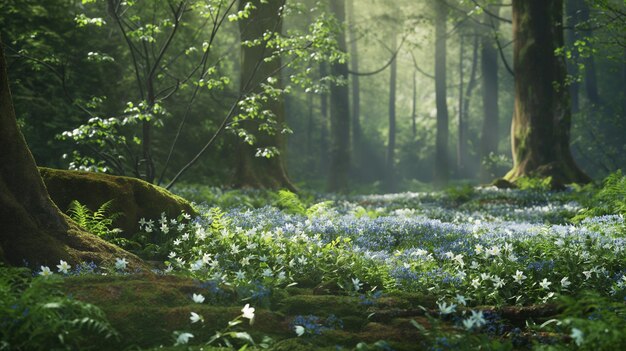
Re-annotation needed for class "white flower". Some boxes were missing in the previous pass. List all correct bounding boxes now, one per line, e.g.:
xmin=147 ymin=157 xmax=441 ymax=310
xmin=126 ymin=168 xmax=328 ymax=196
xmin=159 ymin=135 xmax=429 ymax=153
xmin=470 ymin=310 xmax=486 ymax=327
xmin=190 ymin=312 xmax=203 ymax=323
xmin=262 ymin=268 xmax=273 ymax=277
xmin=513 ymin=270 xmax=527 ymax=284
xmin=160 ymin=223 xmax=169 ymax=234
xmin=173 ymin=239 xmax=182 ymax=246
xmin=539 ymin=278 xmax=552 ymax=290
xmin=241 ymin=304 xmax=255 ymax=320
xmin=462 ymin=318 xmax=475 ymax=330
xmin=455 ymin=294 xmax=467 ymax=306
xmin=493 ymin=276 xmax=505 ymax=289
xmin=486 ymin=246 xmax=501 ymax=257
xmin=352 ymin=277 xmax=363 ymax=292
xmin=561 ymin=276 xmax=571 ymax=289
xmin=192 ymin=293 xmax=205 ymax=303
xmin=115 ymin=258 xmax=128 ymax=270
xmin=437 ymin=301 xmax=456 ymax=315
xmin=294 ymin=325 xmax=305 ymax=336
xmin=471 ymin=278 xmax=481 ymax=289
xmin=56 ymin=260 xmax=71 ymax=274
xmin=39 ymin=266 xmax=53 ymax=277
xmin=570 ymin=327 xmax=584 ymax=346
xmin=175 ymin=332 xmax=194 ymax=345
xmin=190 ymin=260 xmax=203 ymax=271
xmin=235 ymin=270 xmax=246 ymax=280
xmin=168 ymin=251 xmax=177 ymax=259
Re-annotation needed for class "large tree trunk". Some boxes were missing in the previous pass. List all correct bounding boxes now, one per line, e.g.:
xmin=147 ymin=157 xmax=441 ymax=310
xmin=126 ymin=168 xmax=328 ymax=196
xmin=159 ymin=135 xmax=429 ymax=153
xmin=385 ymin=33 xmax=398 ymax=192
xmin=0 ymin=40 xmax=137 ymax=266
xmin=434 ymin=0 xmax=450 ymax=186
xmin=327 ymin=0 xmax=351 ymax=192
xmin=480 ymin=4 xmax=501 ymax=182
xmin=565 ymin=0 xmax=581 ymax=113
xmin=505 ymin=0 xmax=589 ymax=185
xmin=235 ymin=0 xmax=296 ymax=191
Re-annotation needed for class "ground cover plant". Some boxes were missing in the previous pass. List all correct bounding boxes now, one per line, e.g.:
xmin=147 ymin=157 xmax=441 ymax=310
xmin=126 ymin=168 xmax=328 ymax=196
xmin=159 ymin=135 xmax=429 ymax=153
xmin=5 ymin=172 xmax=625 ymax=350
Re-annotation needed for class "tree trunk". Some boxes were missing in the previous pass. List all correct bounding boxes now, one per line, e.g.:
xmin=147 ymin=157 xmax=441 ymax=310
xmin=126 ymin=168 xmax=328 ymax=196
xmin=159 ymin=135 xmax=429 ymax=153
xmin=412 ymin=71 xmax=417 ymax=138
xmin=347 ymin=0 xmax=362 ymax=169
xmin=235 ymin=0 xmax=296 ymax=191
xmin=327 ymin=0 xmax=351 ymax=192
xmin=480 ymin=4 xmax=501 ymax=182
xmin=319 ymin=62 xmax=330 ymax=175
xmin=457 ymin=33 xmax=465 ymax=175
xmin=385 ymin=33 xmax=398 ymax=192
xmin=506 ymin=0 xmax=589 ymax=185
xmin=434 ymin=0 xmax=450 ymax=186
xmin=461 ymin=33 xmax=479 ymax=177
xmin=0 ymin=40 xmax=137 ymax=267
xmin=577 ymin=0 xmax=600 ymax=107
xmin=565 ymin=0 xmax=581 ymax=113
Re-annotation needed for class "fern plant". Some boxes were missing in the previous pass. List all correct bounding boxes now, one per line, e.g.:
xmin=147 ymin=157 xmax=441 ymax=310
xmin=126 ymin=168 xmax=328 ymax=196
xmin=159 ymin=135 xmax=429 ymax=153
xmin=66 ymin=200 xmax=136 ymax=249
xmin=0 ymin=266 xmax=119 ymax=350
xmin=573 ymin=170 xmax=626 ymax=222
xmin=273 ymin=189 xmax=306 ymax=215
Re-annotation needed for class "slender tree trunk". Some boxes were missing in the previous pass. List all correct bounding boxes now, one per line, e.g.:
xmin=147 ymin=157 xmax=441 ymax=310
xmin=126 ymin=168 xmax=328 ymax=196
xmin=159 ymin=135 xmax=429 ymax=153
xmin=319 ymin=62 xmax=329 ymax=175
xmin=577 ymin=1 xmax=600 ymax=107
xmin=462 ymin=33 xmax=479 ymax=177
xmin=347 ymin=0 xmax=362 ymax=168
xmin=506 ymin=0 xmax=589 ymax=185
xmin=565 ymin=0 xmax=581 ymax=113
xmin=235 ymin=0 xmax=296 ymax=191
xmin=434 ymin=0 xmax=450 ymax=186
xmin=412 ymin=70 xmax=417 ymax=138
xmin=480 ymin=4 xmax=501 ymax=182
xmin=457 ymin=33 xmax=465 ymax=175
xmin=385 ymin=33 xmax=398 ymax=192
xmin=327 ymin=0 xmax=351 ymax=192
xmin=0 ymin=40 xmax=136 ymax=266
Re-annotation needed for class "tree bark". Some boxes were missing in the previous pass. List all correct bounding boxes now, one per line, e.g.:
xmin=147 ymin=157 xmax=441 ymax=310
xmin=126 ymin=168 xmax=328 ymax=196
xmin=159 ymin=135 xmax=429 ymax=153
xmin=327 ymin=0 xmax=351 ymax=193
xmin=505 ymin=0 xmax=589 ymax=185
xmin=319 ymin=62 xmax=330 ymax=175
xmin=480 ymin=4 xmax=501 ymax=182
xmin=0 ymin=40 xmax=138 ymax=267
xmin=385 ymin=33 xmax=398 ymax=192
xmin=461 ymin=33 xmax=479 ymax=178
xmin=565 ymin=0 xmax=581 ymax=113
xmin=434 ymin=0 xmax=450 ymax=186
xmin=234 ymin=0 xmax=296 ymax=191
xmin=457 ymin=33 xmax=465 ymax=175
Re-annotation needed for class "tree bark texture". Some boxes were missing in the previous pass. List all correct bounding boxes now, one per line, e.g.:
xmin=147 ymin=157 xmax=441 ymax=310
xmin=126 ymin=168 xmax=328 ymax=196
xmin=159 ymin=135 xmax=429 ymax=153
xmin=506 ymin=0 xmax=589 ymax=184
xmin=434 ymin=0 xmax=450 ymax=186
xmin=0 ymin=40 xmax=137 ymax=266
xmin=235 ymin=0 xmax=296 ymax=191
xmin=327 ymin=0 xmax=351 ymax=192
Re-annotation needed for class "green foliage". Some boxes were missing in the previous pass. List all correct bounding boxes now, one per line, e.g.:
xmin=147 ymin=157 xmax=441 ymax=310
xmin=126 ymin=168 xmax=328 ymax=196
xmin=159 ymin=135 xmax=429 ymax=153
xmin=516 ymin=176 xmax=554 ymax=191
xmin=574 ymin=170 xmax=626 ymax=221
xmin=536 ymin=292 xmax=626 ymax=350
xmin=67 ymin=199 xmax=118 ymax=237
xmin=0 ymin=266 xmax=118 ymax=350
xmin=444 ymin=184 xmax=476 ymax=205
xmin=273 ymin=190 xmax=306 ymax=215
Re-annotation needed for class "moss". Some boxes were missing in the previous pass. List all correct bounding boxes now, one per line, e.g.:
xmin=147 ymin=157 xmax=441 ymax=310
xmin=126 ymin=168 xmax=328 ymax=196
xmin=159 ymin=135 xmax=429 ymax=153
xmin=40 ymin=167 xmax=196 ymax=237
xmin=277 ymin=295 xmax=366 ymax=317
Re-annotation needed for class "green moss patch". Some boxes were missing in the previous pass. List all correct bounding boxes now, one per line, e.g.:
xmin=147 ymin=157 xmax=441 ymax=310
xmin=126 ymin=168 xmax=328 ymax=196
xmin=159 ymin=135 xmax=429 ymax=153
xmin=40 ymin=167 xmax=195 ymax=237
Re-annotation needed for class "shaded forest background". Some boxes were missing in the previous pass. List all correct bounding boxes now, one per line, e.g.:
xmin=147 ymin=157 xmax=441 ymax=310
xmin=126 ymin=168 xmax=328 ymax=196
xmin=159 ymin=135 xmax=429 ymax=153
xmin=1 ymin=0 xmax=625 ymax=193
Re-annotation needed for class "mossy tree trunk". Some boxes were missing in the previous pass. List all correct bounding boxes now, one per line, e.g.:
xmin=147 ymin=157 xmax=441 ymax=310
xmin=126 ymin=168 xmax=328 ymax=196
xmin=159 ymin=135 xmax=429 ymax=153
xmin=434 ymin=0 xmax=450 ymax=186
xmin=235 ymin=0 xmax=296 ymax=192
xmin=505 ymin=0 xmax=590 ymax=185
xmin=0 ymin=40 xmax=138 ymax=267
xmin=327 ymin=0 xmax=351 ymax=193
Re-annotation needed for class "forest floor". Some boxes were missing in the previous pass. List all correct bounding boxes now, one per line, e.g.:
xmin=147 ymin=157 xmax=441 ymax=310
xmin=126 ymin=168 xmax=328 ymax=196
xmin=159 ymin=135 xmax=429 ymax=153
xmin=5 ymin=180 xmax=626 ymax=350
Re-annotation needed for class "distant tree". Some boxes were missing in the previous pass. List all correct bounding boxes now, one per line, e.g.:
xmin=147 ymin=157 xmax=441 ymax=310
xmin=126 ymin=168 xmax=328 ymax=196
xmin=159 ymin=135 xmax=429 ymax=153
xmin=434 ymin=0 xmax=450 ymax=186
xmin=505 ymin=0 xmax=589 ymax=184
xmin=0 ymin=40 xmax=132 ymax=266
xmin=327 ymin=0 xmax=351 ymax=192
xmin=234 ymin=0 xmax=296 ymax=191
xmin=385 ymin=32 xmax=398 ymax=192
xmin=347 ymin=0 xmax=362 ymax=167
xmin=479 ymin=3 xmax=502 ymax=182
